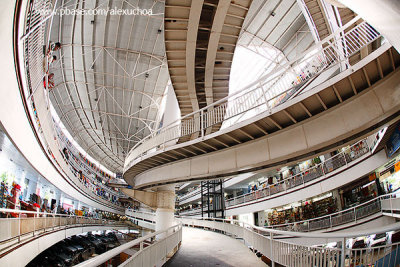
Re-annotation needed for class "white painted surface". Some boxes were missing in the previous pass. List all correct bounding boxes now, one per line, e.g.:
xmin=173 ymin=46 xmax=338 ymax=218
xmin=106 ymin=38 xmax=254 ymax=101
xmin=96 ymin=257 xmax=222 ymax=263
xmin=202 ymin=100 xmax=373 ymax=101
xmin=155 ymin=208 xmax=175 ymax=233
xmin=339 ymin=0 xmax=400 ymax=52
xmin=132 ymin=48 xmax=400 ymax=188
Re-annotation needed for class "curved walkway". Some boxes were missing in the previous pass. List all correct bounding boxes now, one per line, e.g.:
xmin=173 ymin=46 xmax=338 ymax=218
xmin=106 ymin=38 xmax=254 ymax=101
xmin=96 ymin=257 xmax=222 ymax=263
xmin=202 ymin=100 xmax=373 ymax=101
xmin=164 ymin=227 xmax=266 ymax=267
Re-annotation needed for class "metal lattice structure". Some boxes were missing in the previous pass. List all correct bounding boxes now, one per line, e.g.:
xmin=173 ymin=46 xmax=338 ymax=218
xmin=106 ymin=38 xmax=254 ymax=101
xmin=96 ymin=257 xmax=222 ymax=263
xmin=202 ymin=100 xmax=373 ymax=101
xmin=48 ymin=0 xmax=169 ymax=172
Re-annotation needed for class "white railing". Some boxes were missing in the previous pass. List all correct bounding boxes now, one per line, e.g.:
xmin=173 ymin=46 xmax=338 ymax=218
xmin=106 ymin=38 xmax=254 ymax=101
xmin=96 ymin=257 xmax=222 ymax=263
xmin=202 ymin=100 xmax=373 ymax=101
xmin=267 ymin=193 xmax=399 ymax=232
xmin=75 ymin=223 xmax=182 ymax=267
xmin=125 ymin=16 xmax=381 ymax=171
xmin=0 ymin=208 xmax=127 ymax=250
xmin=125 ymin=209 xmax=156 ymax=222
xmin=178 ymin=217 xmax=400 ymax=267
xmin=178 ymin=187 xmax=202 ymax=203
xmin=225 ymin=138 xmax=371 ymax=208
xmin=179 ymin=207 xmax=202 ymax=216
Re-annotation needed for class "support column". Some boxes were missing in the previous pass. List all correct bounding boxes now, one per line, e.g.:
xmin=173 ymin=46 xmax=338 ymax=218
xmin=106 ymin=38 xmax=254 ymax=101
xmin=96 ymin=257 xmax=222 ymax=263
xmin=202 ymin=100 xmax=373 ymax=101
xmin=155 ymin=185 xmax=175 ymax=233
xmin=120 ymin=185 xmax=176 ymax=234
xmin=337 ymin=0 xmax=400 ymax=52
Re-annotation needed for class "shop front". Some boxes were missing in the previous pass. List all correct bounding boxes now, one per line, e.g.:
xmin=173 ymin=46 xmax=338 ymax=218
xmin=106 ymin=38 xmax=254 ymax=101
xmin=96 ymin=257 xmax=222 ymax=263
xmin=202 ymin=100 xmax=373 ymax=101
xmin=339 ymin=176 xmax=379 ymax=209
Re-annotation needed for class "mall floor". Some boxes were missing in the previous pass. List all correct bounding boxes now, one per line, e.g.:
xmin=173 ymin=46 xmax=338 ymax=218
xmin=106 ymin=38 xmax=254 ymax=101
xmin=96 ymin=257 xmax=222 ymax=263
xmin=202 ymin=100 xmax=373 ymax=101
xmin=164 ymin=227 xmax=267 ymax=267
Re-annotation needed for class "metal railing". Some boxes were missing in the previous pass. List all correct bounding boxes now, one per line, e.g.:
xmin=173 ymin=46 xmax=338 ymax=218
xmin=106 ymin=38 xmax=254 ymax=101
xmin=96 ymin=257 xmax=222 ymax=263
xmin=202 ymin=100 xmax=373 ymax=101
xmin=178 ymin=187 xmax=201 ymax=202
xmin=75 ymin=223 xmax=182 ymax=267
xmin=178 ymin=217 xmax=400 ymax=267
xmin=125 ymin=209 xmax=156 ymax=223
xmin=0 ymin=208 xmax=127 ymax=250
xmin=267 ymin=193 xmax=399 ymax=232
xmin=225 ymin=138 xmax=371 ymax=208
xmin=179 ymin=207 xmax=202 ymax=216
xmin=125 ymin=16 xmax=381 ymax=171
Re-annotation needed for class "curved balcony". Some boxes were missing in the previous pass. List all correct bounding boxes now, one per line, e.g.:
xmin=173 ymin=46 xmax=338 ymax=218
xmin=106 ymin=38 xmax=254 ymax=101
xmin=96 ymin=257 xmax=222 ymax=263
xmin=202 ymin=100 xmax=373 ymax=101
xmin=178 ymin=217 xmax=400 ymax=267
xmin=225 ymin=138 xmax=371 ymax=208
xmin=124 ymin=17 xmax=400 ymax=189
xmin=0 ymin=208 xmax=129 ymax=267
xmin=267 ymin=193 xmax=398 ymax=233
xmin=10 ymin=0 xmax=124 ymax=211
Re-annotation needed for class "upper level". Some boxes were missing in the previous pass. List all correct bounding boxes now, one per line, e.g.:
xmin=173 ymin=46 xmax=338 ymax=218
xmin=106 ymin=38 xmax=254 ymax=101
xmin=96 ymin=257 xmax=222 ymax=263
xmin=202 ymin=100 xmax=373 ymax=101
xmin=124 ymin=17 xmax=400 ymax=188
xmin=0 ymin=0 xmax=127 ymax=214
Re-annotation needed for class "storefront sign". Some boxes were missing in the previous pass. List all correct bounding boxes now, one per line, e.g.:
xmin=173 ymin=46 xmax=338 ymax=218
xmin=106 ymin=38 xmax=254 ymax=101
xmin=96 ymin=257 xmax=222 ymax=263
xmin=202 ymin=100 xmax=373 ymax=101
xmin=369 ymin=172 xmax=376 ymax=181
xmin=395 ymin=161 xmax=400 ymax=173
xmin=387 ymin=122 xmax=400 ymax=157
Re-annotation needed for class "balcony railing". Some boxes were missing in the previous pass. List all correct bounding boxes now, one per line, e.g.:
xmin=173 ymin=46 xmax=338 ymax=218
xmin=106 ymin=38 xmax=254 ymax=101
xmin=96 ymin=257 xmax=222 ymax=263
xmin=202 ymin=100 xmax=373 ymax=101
xmin=75 ymin=223 xmax=182 ymax=267
xmin=267 ymin=193 xmax=399 ymax=232
xmin=125 ymin=16 xmax=381 ymax=171
xmin=0 ymin=208 xmax=127 ymax=252
xmin=225 ymin=138 xmax=371 ymax=208
xmin=178 ymin=217 xmax=400 ymax=267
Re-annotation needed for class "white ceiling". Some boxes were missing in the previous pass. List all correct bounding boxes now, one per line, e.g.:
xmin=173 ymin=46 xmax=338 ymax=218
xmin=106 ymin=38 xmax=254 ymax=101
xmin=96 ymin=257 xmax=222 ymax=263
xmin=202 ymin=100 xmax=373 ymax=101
xmin=47 ymin=0 xmax=315 ymax=173
xmin=49 ymin=0 xmax=169 ymax=172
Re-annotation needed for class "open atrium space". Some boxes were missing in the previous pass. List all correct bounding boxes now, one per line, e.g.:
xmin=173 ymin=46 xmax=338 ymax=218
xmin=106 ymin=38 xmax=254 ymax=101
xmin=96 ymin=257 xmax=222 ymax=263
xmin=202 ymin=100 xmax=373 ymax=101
xmin=1 ymin=0 xmax=400 ymax=266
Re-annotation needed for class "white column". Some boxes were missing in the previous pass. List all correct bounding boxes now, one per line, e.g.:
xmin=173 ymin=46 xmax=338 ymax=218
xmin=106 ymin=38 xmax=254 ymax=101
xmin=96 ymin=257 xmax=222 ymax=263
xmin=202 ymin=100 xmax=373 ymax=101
xmin=155 ymin=208 xmax=175 ymax=232
xmin=155 ymin=185 xmax=176 ymax=234
xmin=338 ymin=0 xmax=400 ymax=52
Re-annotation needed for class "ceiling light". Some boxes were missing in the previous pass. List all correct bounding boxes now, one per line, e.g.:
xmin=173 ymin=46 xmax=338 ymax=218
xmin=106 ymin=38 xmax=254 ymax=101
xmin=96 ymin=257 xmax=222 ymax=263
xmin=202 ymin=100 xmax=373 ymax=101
xmin=271 ymin=11 xmax=276 ymax=16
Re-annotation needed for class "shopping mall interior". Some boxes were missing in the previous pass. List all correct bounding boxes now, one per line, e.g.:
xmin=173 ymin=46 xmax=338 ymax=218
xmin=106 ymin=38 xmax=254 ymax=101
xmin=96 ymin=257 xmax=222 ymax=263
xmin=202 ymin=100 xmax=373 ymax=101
xmin=0 ymin=0 xmax=400 ymax=266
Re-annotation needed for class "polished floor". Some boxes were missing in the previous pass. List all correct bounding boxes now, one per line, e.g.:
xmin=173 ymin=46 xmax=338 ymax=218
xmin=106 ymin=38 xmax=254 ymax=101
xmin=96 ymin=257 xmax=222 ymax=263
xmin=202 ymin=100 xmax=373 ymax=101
xmin=164 ymin=227 xmax=267 ymax=267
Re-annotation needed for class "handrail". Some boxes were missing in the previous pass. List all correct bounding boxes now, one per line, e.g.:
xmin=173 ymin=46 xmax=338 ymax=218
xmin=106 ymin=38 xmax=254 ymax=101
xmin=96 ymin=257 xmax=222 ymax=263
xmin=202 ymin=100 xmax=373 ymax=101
xmin=125 ymin=16 xmax=381 ymax=171
xmin=225 ymin=137 xmax=370 ymax=207
xmin=0 ymin=208 xmax=127 ymax=248
xmin=266 ymin=193 xmax=398 ymax=232
xmin=179 ymin=217 xmax=400 ymax=266
xmin=179 ymin=216 xmax=400 ymax=239
xmin=178 ymin=138 xmax=370 ymax=204
xmin=75 ymin=222 xmax=182 ymax=267
xmin=125 ymin=209 xmax=156 ymax=222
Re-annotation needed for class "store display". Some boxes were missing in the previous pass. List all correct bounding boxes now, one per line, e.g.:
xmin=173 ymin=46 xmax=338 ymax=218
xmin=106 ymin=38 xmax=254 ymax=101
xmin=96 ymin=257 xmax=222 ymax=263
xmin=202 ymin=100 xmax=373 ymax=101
xmin=0 ymin=182 xmax=8 ymax=209
xmin=267 ymin=196 xmax=337 ymax=226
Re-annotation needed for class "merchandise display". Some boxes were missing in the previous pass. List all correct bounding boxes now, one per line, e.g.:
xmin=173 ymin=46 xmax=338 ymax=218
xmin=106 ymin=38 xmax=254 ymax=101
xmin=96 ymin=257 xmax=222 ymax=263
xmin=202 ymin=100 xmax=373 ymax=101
xmin=267 ymin=196 xmax=338 ymax=226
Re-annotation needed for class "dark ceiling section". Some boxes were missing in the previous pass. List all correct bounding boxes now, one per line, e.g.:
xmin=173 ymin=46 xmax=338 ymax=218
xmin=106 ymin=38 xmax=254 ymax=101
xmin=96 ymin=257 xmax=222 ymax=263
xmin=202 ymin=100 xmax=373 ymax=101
xmin=195 ymin=2 xmax=217 ymax=109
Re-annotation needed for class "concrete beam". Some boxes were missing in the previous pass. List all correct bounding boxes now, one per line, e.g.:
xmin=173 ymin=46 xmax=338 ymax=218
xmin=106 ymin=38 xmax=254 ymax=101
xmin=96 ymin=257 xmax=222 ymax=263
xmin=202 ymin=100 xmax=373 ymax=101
xmin=131 ymin=66 xmax=400 ymax=188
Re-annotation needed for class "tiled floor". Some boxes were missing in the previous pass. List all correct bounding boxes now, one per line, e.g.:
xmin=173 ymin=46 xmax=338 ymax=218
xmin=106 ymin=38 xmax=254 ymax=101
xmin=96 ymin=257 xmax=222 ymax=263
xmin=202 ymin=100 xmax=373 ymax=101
xmin=164 ymin=227 xmax=267 ymax=267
